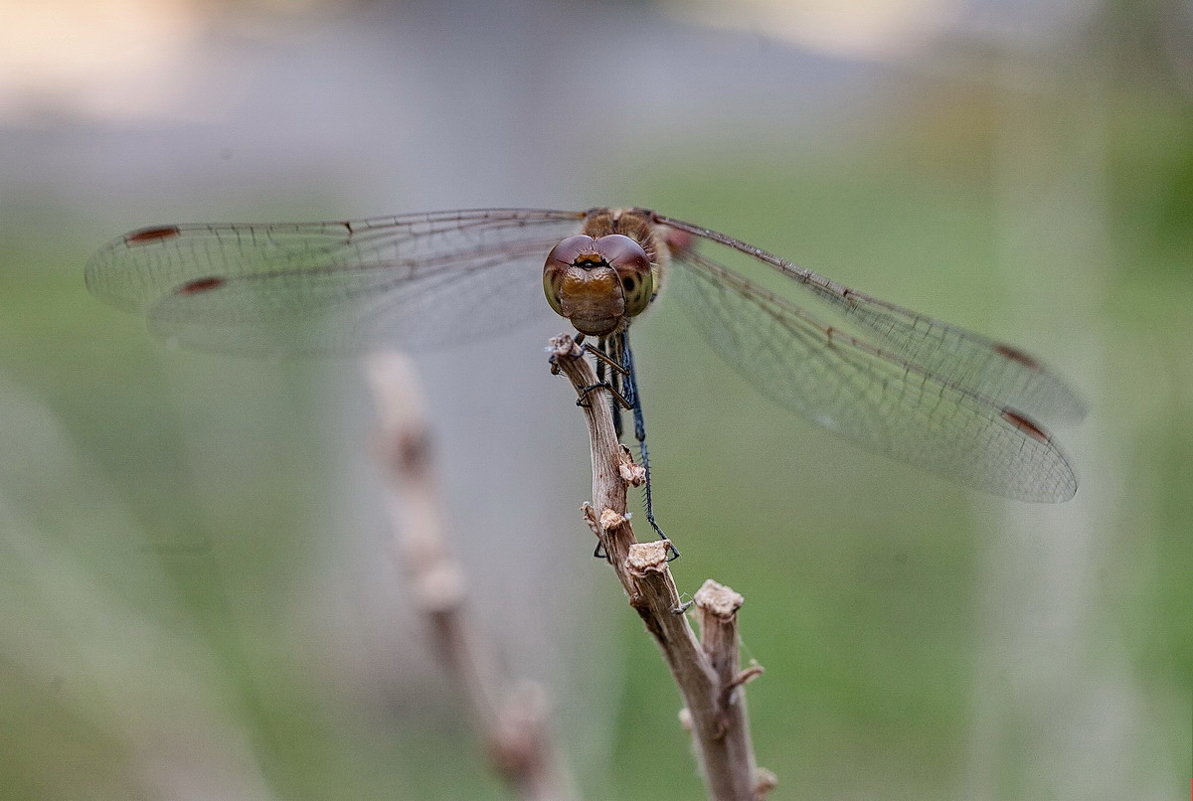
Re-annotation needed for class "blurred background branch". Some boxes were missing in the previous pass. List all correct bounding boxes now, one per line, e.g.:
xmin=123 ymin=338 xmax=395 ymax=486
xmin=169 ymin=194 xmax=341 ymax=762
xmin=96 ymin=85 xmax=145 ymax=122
xmin=368 ymin=352 xmax=577 ymax=800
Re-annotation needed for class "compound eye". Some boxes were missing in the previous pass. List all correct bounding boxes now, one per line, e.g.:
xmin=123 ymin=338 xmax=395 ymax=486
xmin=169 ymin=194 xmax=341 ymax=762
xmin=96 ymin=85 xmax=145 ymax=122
xmin=545 ymin=235 xmax=598 ymax=269
xmin=596 ymin=234 xmax=653 ymax=317
xmin=543 ymin=235 xmax=598 ymax=316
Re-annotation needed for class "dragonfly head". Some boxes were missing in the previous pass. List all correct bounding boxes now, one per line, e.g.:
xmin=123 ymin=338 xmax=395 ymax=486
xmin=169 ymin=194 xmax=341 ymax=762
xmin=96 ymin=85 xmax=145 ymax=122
xmin=543 ymin=233 xmax=654 ymax=336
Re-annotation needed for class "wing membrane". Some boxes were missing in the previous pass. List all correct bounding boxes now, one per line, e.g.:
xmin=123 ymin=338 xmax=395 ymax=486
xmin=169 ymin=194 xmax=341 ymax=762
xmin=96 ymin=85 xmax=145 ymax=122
xmin=86 ymin=209 xmax=584 ymax=354
xmin=87 ymin=204 xmax=1081 ymax=498
xmin=655 ymin=213 xmax=1085 ymax=424
xmin=667 ymin=240 xmax=1078 ymax=502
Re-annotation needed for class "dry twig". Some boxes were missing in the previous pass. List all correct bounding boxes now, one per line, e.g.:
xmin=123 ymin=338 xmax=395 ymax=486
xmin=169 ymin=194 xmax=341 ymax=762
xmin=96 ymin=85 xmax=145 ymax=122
xmin=548 ymin=334 xmax=774 ymax=801
xmin=367 ymin=352 xmax=577 ymax=801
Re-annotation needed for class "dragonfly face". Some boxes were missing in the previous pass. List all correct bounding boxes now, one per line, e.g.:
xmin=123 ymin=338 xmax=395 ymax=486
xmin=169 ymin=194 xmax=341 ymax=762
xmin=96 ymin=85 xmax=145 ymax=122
xmin=542 ymin=208 xmax=663 ymax=336
xmin=86 ymin=205 xmax=1085 ymax=502
xmin=542 ymin=232 xmax=654 ymax=336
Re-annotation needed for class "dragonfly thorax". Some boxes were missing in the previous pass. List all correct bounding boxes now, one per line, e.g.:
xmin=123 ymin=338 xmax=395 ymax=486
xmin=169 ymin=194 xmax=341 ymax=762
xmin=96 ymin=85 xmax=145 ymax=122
xmin=543 ymin=233 xmax=654 ymax=336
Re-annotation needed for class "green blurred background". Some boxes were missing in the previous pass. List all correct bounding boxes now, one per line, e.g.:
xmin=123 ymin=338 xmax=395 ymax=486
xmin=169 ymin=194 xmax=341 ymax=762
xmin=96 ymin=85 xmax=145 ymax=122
xmin=0 ymin=1 xmax=1188 ymax=799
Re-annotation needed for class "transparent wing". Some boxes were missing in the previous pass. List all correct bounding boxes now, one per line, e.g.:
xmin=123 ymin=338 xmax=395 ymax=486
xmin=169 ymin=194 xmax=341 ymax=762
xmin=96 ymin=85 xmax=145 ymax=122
xmin=655 ymin=213 xmax=1086 ymax=424
xmin=86 ymin=209 xmax=586 ymax=355
xmin=665 ymin=237 xmax=1078 ymax=502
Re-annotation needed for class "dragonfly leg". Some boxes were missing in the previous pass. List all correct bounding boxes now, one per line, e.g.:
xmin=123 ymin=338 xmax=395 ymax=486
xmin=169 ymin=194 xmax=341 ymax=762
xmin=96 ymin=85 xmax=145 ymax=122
xmin=574 ymin=380 xmax=628 ymax=412
xmin=584 ymin=336 xmax=632 ymax=436
xmin=608 ymin=359 xmax=625 ymax=439
xmin=582 ymin=339 xmax=628 ymax=378
xmin=571 ymin=336 xmax=631 ymax=413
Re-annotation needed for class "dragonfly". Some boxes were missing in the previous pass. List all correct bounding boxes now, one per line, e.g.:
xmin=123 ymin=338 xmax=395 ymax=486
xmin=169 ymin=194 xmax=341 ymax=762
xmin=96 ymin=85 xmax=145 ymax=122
xmin=87 ymin=206 xmax=1084 ymax=518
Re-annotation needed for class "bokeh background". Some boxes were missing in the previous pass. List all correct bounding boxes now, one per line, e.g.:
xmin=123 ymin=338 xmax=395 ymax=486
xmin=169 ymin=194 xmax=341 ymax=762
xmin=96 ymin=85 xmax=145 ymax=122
xmin=1 ymin=0 xmax=1189 ymax=799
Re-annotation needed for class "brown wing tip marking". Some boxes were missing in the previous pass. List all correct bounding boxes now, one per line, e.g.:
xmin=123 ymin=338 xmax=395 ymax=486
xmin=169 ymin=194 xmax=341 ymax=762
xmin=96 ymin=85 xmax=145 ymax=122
xmin=177 ymin=276 xmax=226 ymax=295
xmin=126 ymin=225 xmax=182 ymax=245
xmin=994 ymin=343 xmax=1041 ymax=369
xmin=1001 ymin=408 xmax=1049 ymax=442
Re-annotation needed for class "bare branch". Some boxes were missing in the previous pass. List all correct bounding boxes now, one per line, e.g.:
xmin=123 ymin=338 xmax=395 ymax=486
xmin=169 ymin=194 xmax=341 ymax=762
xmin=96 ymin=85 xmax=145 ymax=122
xmin=548 ymin=335 xmax=774 ymax=801
xmin=368 ymin=352 xmax=578 ymax=801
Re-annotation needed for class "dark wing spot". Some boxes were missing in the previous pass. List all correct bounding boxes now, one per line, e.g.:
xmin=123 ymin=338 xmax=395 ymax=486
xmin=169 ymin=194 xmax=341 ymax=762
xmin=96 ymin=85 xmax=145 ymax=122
xmin=994 ymin=343 xmax=1041 ymax=369
xmin=1001 ymin=408 xmax=1049 ymax=442
xmin=126 ymin=226 xmax=182 ymax=245
xmin=178 ymin=276 xmax=225 ymax=295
